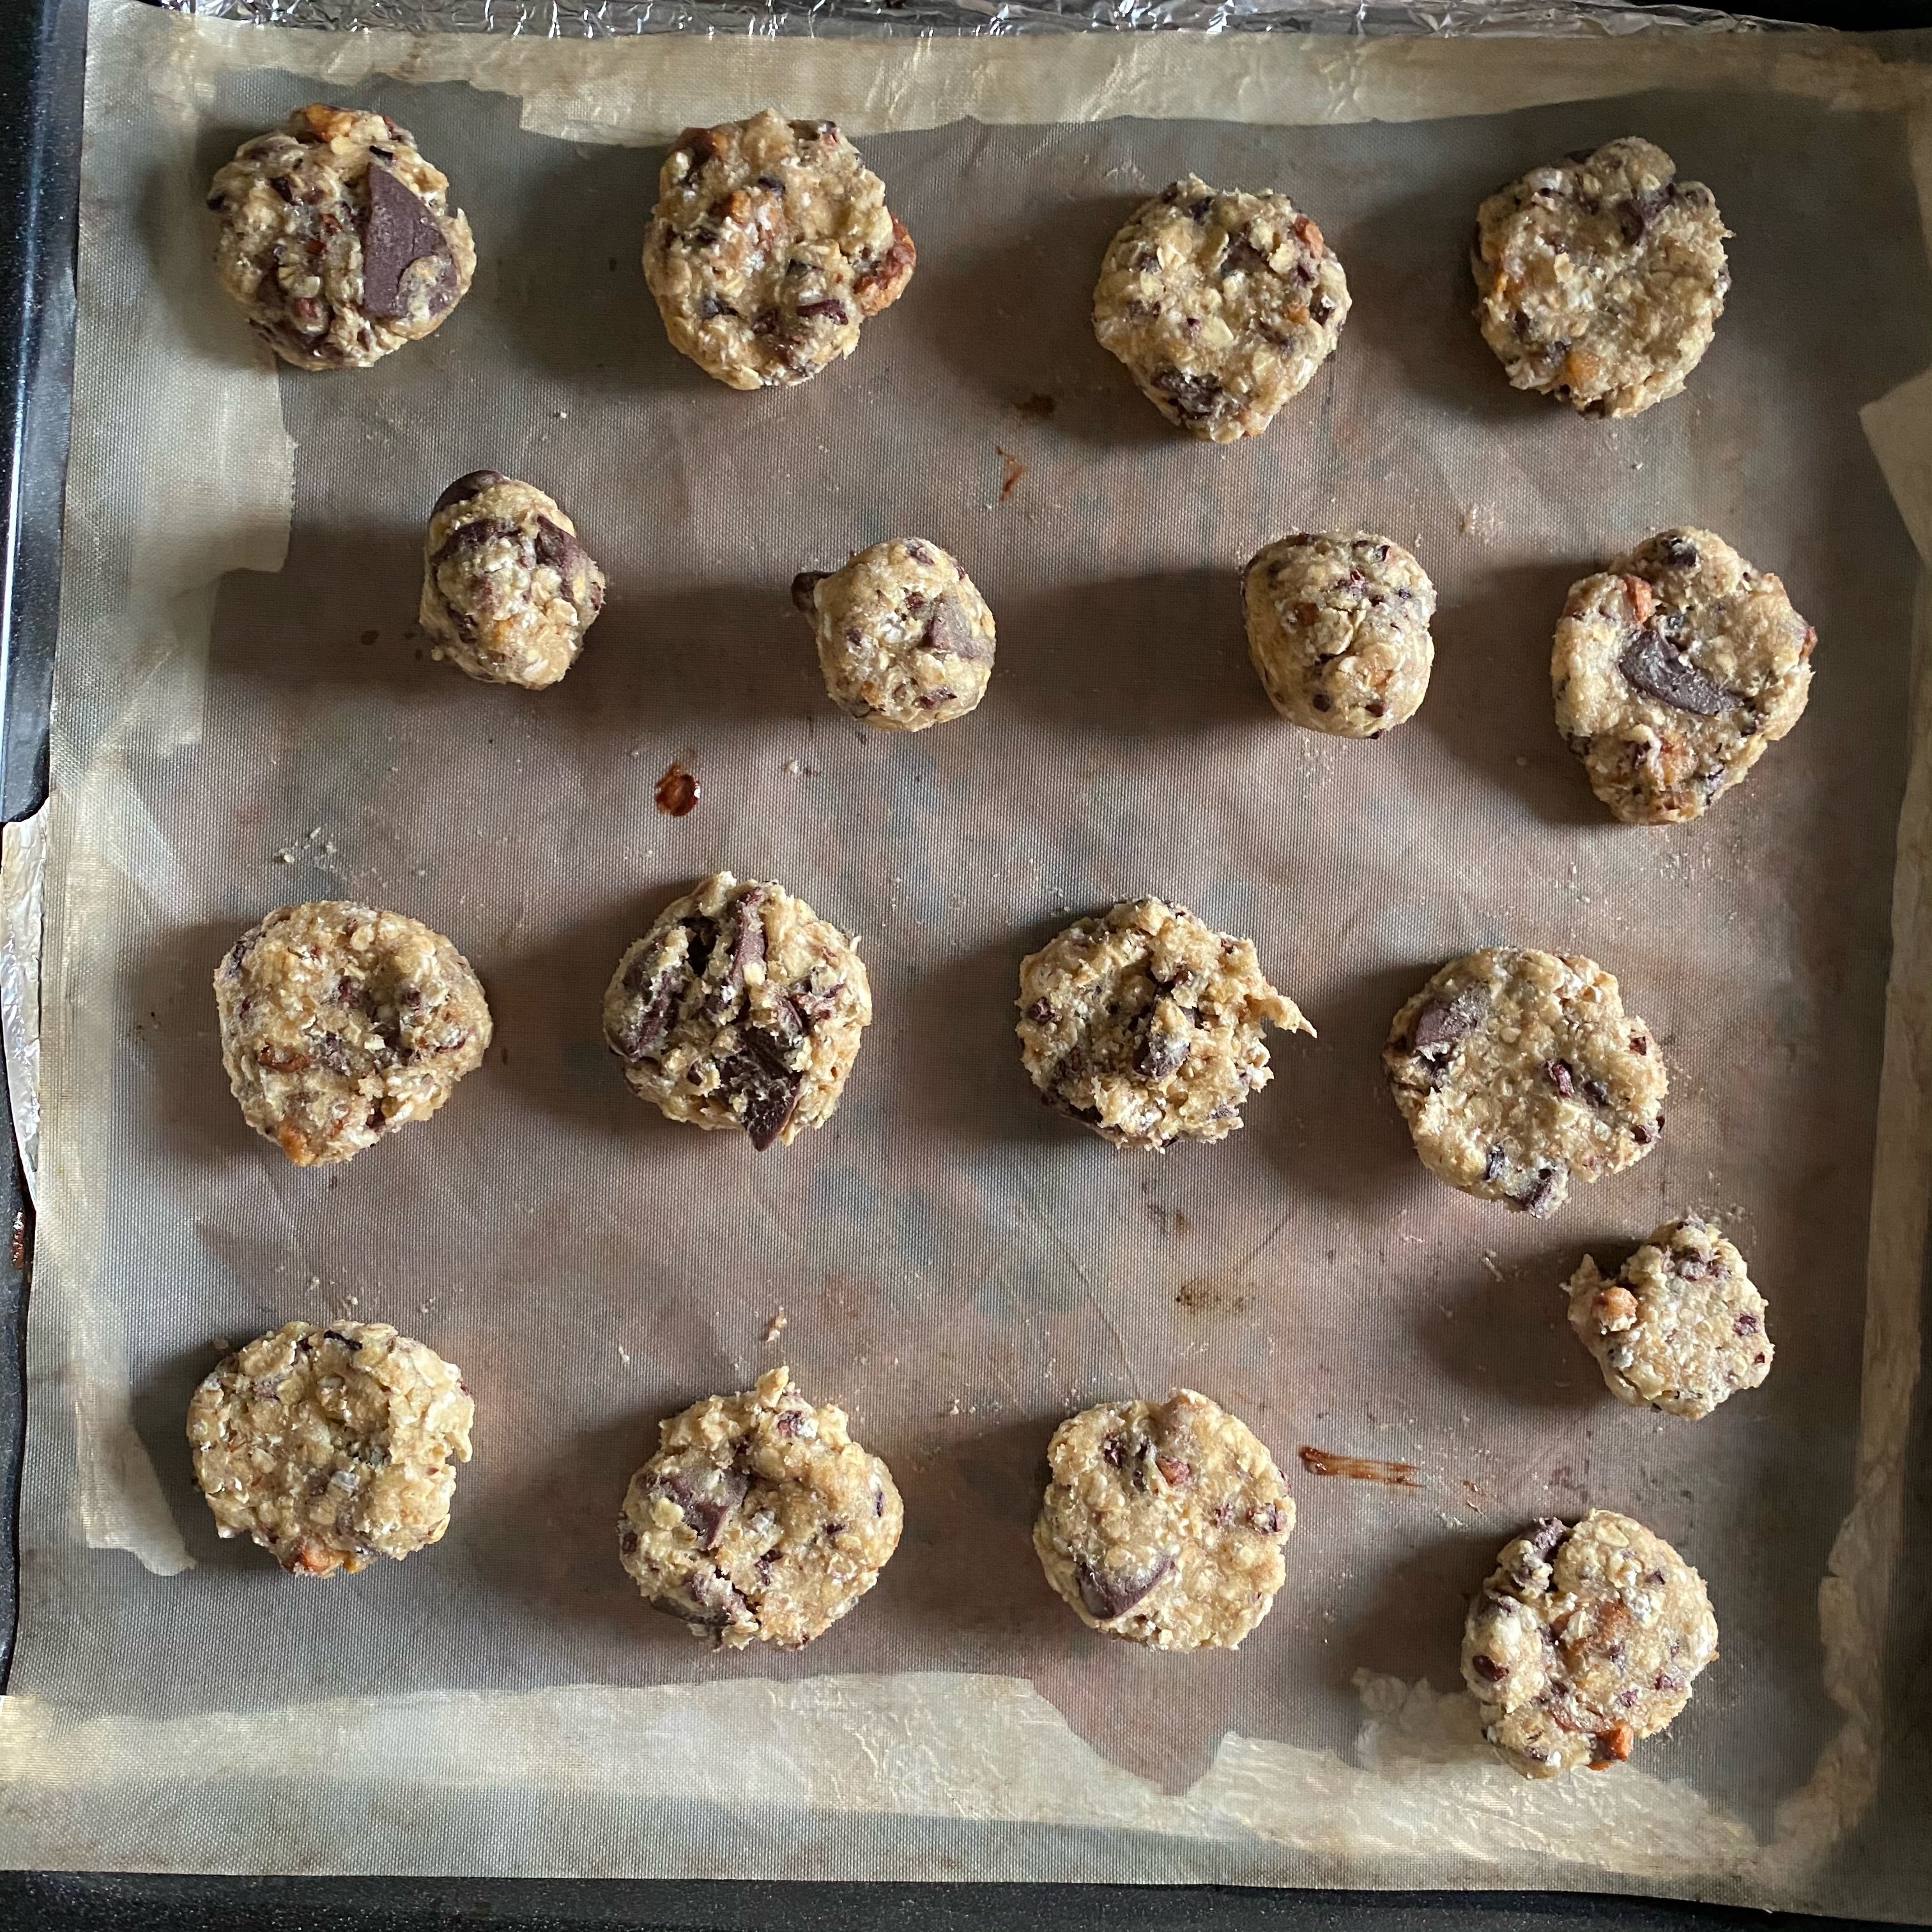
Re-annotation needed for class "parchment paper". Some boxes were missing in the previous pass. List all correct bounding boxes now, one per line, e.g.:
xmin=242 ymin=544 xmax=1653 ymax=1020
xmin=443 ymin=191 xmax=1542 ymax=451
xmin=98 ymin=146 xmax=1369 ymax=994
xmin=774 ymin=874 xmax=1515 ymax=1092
xmin=4 ymin=0 xmax=1932 ymax=1911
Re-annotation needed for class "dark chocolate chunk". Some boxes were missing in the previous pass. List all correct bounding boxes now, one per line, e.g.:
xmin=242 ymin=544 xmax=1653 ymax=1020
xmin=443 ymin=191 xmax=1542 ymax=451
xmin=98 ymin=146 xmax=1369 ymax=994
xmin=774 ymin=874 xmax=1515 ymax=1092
xmin=1545 ymin=1059 xmax=1575 ymax=1098
xmin=651 ymin=1465 xmax=749 ymax=1550
xmin=609 ymin=944 xmax=684 ymax=1062
xmin=1523 ymin=1167 xmax=1563 ymax=1216
xmin=1185 ymin=195 xmax=1214 ymax=220
xmin=1074 ymin=1549 xmax=1174 ymax=1621
xmin=794 ymin=297 xmax=850 ymax=325
xmin=1482 ymin=1144 xmax=1506 ymax=1184
xmin=360 ymin=159 xmax=453 ymax=321
xmin=721 ymin=1025 xmax=804 ymax=1152
xmin=1219 ymin=236 xmax=1271 ymax=278
xmin=1733 ymin=1312 xmax=1760 ymax=1336
xmin=1135 ymin=1022 xmax=1187 ymax=1081
xmin=1619 ymin=625 xmax=1728 ymax=717
xmin=433 ymin=470 xmax=505 ymax=517
xmin=1469 ymin=1653 xmax=1506 ymax=1683
xmin=791 ymin=570 xmax=828 ymax=615
xmin=703 ymin=894 xmax=767 ymax=1020
xmin=1650 ymin=533 xmax=1700 ymax=572
xmin=1309 ymin=293 xmax=1337 ymax=325
xmin=1413 ymin=988 xmax=1485 ymax=1057
xmin=1525 ymin=1517 xmax=1568 ymax=1561
xmin=675 ymin=127 xmax=720 ymax=167
xmin=696 ymin=293 xmax=737 ymax=321
xmin=921 ymin=596 xmax=992 ymax=663
xmin=1149 ymin=366 xmax=1224 ymax=424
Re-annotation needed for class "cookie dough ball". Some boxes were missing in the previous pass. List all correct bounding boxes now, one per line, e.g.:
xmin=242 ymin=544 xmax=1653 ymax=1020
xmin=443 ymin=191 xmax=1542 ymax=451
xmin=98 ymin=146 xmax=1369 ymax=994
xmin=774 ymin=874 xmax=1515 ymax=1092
xmin=792 ymin=539 xmax=995 ymax=730
xmin=1553 ymin=528 xmax=1815 ymax=825
xmin=1016 ymin=898 xmax=1313 ymax=1151
xmin=643 ymin=110 xmax=915 ymax=391
xmin=1034 ymin=1389 xmax=1294 ymax=1650
xmin=418 ymin=471 xmax=606 ymax=690
xmin=1384 ymin=947 xmax=1665 ymax=1215
xmin=1462 ymin=1510 xmax=1718 ymax=1777
xmin=1092 ymin=176 xmax=1349 ymax=442
xmin=618 ymin=1367 xmax=902 ymax=1649
xmin=1471 ymin=137 xmax=1728 ymax=418
xmin=602 ymin=871 xmax=871 ymax=1151
xmin=187 ymin=1321 xmax=473 ymax=1575
xmin=215 ymin=902 xmax=491 ymax=1167
xmin=206 ymin=103 xmax=475 ymax=371
xmin=1566 ymin=1217 xmax=1771 ymax=1418
xmin=1243 ymin=533 xmax=1436 ymax=736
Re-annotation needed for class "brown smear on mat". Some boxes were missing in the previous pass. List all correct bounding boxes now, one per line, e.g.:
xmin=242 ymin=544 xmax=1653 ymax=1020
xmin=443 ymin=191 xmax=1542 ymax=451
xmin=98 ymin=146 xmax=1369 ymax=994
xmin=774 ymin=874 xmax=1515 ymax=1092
xmin=654 ymin=760 xmax=699 ymax=816
xmin=1299 ymin=1446 xmax=1422 ymax=1488
xmin=995 ymin=446 xmax=1026 ymax=501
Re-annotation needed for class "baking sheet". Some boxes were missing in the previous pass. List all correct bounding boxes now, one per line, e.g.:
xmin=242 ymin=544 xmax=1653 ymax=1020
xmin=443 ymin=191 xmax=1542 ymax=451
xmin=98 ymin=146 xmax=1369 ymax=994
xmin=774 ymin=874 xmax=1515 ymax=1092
xmin=3 ymin=0 xmax=1931 ymax=1911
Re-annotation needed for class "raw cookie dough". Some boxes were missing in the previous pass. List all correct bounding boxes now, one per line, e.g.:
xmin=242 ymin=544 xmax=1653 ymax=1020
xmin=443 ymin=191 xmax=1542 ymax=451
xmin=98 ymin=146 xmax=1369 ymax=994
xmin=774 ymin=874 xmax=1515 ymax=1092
xmin=1552 ymin=527 xmax=1816 ymax=825
xmin=1566 ymin=1216 xmax=1771 ymax=1418
xmin=618 ymin=1366 xmax=902 ymax=1649
xmin=792 ymin=539 xmax=996 ymax=730
xmin=1092 ymin=175 xmax=1349 ymax=441
xmin=187 ymin=1321 xmax=473 ymax=1575
xmin=642 ymin=109 xmax=916 ymax=390
xmin=1461 ymin=1510 xmax=1719 ymax=1777
xmin=1016 ymin=898 xmax=1313 ymax=1151
xmin=1243 ymin=532 xmax=1436 ymax=736
xmin=1383 ymin=947 xmax=1665 ymax=1215
xmin=1471 ymin=137 xmax=1728 ymax=417
xmin=1034 ymin=1389 xmax=1294 ymax=1650
xmin=206 ymin=103 xmax=475 ymax=371
xmin=215 ymin=901 xmax=492 ymax=1167
xmin=419 ymin=471 xmax=606 ymax=689
xmin=602 ymin=871 xmax=871 ymax=1150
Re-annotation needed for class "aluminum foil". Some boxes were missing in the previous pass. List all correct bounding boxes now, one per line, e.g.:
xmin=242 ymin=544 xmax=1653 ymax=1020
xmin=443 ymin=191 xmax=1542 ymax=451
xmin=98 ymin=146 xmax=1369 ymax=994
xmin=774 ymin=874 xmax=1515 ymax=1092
xmin=153 ymin=0 xmax=1804 ymax=43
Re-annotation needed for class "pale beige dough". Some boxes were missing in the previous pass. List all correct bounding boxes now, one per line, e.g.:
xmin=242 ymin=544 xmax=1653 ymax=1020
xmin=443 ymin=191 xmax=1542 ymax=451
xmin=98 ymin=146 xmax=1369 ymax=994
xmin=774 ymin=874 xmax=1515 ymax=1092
xmin=187 ymin=1321 xmax=473 ymax=1575
xmin=1244 ymin=532 xmax=1436 ymax=736
xmin=1034 ymin=1389 xmax=1294 ymax=1650
xmin=618 ymin=1367 xmax=902 ymax=1649
xmin=1016 ymin=898 xmax=1312 ymax=1151
xmin=1092 ymin=174 xmax=1349 ymax=441
xmin=1567 ymin=1217 xmax=1771 ymax=1418
xmin=214 ymin=901 xmax=491 ymax=1167
xmin=1383 ymin=947 xmax=1665 ymax=1215
xmin=602 ymin=871 xmax=871 ymax=1150
xmin=642 ymin=109 xmax=914 ymax=390
xmin=1461 ymin=1510 xmax=1719 ymax=1778
xmin=420 ymin=471 xmax=606 ymax=689
xmin=1552 ymin=527 xmax=1816 ymax=825
xmin=206 ymin=103 xmax=474 ymax=371
xmin=1471 ymin=137 xmax=1728 ymax=417
xmin=792 ymin=539 xmax=995 ymax=730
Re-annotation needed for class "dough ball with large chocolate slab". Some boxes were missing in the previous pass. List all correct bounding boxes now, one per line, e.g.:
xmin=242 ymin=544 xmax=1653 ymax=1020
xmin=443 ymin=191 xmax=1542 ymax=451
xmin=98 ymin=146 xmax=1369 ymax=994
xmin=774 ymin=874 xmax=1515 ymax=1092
xmin=792 ymin=538 xmax=995 ymax=730
xmin=420 ymin=471 xmax=606 ymax=689
xmin=602 ymin=871 xmax=871 ymax=1151
xmin=206 ymin=103 xmax=474 ymax=371
xmin=643 ymin=110 xmax=915 ymax=390
xmin=1553 ymin=526 xmax=1814 ymax=825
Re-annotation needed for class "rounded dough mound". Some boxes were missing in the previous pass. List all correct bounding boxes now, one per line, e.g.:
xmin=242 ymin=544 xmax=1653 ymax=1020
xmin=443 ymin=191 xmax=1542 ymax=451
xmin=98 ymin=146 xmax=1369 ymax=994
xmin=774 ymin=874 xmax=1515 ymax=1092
xmin=187 ymin=1321 xmax=473 ymax=1575
xmin=1567 ymin=1217 xmax=1771 ymax=1418
xmin=1471 ymin=137 xmax=1728 ymax=418
xmin=1244 ymin=532 xmax=1436 ymax=736
xmin=206 ymin=103 xmax=475 ymax=371
xmin=1016 ymin=897 xmax=1314 ymax=1151
xmin=602 ymin=871 xmax=872 ymax=1151
xmin=214 ymin=901 xmax=491 ymax=1167
xmin=1461 ymin=1510 xmax=1719 ymax=1778
xmin=618 ymin=1367 xmax=903 ymax=1650
xmin=1092 ymin=175 xmax=1349 ymax=441
xmin=1383 ymin=947 xmax=1665 ymax=1216
xmin=1034 ymin=1388 xmax=1294 ymax=1651
xmin=642 ymin=110 xmax=915 ymax=390
xmin=793 ymin=539 xmax=996 ymax=730
xmin=420 ymin=471 xmax=606 ymax=689
xmin=1553 ymin=526 xmax=1815 ymax=825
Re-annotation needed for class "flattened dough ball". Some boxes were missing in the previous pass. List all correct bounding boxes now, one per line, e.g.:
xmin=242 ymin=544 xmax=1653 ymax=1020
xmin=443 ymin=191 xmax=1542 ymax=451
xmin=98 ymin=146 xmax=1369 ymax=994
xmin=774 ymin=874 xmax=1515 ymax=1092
xmin=187 ymin=1321 xmax=473 ymax=1575
xmin=643 ymin=110 xmax=915 ymax=390
xmin=206 ymin=103 xmax=474 ymax=371
xmin=1016 ymin=898 xmax=1313 ymax=1151
xmin=420 ymin=471 xmax=606 ymax=689
xmin=1244 ymin=532 xmax=1436 ymax=735
xmin=792 ymin=539 xmax=995 ymax=730
xmin=1553 ymin=527 xmax=1815 ymax=825
xmin=215 ymin=901 xmax=492 ymax=1167
xmin=1462 ymin=1510 xmax=1718 ymax=1777
xmin=1471 ymin=137 xmax=1728 ymax=417
xmin=1092 ymin=175 xmax=1349 ymax=441
xmin=1383 ymin=947 xmax=1664 ymax=1215
xmin=602 ymin=871 xmax=871 ymax=1150
xmin=1567 ymin=1217 xmax=1771 ymax=1418
xmin=1034 ymin=1389 xmax=1294 ymax=1650
xmin=618 ymin=1367 xmax=902 ymax=1649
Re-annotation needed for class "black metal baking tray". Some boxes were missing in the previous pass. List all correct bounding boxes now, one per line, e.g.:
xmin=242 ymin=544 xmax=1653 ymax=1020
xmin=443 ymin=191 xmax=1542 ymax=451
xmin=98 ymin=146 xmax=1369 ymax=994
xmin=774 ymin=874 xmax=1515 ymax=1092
xmin=2 ymin=0 xmax=1927 ymax=1924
